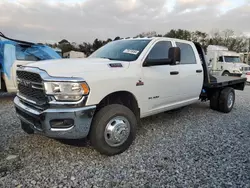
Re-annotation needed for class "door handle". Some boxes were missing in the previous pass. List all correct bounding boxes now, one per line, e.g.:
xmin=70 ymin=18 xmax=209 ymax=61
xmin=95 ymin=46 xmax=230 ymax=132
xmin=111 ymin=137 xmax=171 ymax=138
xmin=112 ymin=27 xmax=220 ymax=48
xmin=196 ymin=70 xmax=203 ymax=73
xmin=170 ymin=71 xmax=179 ymax=75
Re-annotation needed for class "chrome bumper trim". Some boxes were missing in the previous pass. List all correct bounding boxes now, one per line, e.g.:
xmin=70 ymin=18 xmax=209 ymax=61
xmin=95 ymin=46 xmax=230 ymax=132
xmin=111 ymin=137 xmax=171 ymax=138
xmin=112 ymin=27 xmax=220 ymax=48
xmin=14 ymin=97 xmax=96 ymax=139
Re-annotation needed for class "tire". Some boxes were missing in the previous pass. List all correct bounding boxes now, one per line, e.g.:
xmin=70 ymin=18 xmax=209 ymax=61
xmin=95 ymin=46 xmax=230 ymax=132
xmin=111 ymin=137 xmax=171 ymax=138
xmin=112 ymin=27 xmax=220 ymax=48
xmin=90 ymin=104 xmax=137 ymax=156
xmin=222 ymin=71 xmax=230 ymax=76
xmin=210 ymin=90 xmax=220 ymax=110
xmin=21 ymin=121 xmax=34 ymax=134
xmin=218 ymin=87 xmax=235 ymax=113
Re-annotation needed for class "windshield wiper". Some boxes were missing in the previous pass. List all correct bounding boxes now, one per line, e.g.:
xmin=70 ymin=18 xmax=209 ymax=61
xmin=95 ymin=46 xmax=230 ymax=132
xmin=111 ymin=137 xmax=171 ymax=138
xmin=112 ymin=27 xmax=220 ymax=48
xmin=99 ymin=57 xmax=117 ymax=60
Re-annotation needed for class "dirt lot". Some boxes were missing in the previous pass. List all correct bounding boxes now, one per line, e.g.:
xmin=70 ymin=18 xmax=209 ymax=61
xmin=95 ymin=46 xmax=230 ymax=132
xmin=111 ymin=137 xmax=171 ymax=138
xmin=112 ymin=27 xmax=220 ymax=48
xmin=0 ymin=87 xmax=250 ymax=188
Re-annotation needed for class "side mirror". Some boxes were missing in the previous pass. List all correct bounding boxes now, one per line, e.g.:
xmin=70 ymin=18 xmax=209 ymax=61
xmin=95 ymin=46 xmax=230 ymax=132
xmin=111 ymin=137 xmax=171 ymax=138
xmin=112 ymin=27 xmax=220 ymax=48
xmin=168 ymin=47 xmax=181 ymax=65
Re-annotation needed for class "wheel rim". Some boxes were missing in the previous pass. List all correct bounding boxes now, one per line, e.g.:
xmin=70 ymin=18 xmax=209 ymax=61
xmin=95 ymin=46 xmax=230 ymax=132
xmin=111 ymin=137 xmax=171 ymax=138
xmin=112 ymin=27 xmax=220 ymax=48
xmin=104 ymin=116 xmax=130 ymax=147
xmin=227 ymin=92 xmax=234 ymax=108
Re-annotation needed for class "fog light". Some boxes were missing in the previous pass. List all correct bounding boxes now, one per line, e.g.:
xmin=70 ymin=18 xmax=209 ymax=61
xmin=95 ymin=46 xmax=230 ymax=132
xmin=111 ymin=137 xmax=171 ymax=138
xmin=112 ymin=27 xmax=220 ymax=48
xmin=50 ymin=119 xmax=74 ymax=129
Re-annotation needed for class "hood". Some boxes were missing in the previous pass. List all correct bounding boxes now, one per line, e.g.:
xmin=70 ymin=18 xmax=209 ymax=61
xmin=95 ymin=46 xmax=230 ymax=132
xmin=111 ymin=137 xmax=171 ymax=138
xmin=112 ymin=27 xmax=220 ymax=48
xmin=26 ymin=58 xmax=130 ymax=77
xmin=233 ymin=63 xmax=250 ymax=68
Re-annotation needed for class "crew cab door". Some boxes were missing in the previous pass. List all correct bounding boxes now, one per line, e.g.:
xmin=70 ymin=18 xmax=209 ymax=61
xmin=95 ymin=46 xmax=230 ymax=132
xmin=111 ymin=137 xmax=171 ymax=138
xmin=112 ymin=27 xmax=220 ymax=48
xmin=174 ymin=42 xmax=203 ymax=101
xmin=141 ymin=40 xmax=181 ymax=115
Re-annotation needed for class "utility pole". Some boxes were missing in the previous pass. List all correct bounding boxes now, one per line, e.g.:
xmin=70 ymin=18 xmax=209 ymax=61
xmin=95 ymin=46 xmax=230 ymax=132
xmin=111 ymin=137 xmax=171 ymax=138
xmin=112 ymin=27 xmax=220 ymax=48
xmin=247 ymin=38 xmax=250 ymax=65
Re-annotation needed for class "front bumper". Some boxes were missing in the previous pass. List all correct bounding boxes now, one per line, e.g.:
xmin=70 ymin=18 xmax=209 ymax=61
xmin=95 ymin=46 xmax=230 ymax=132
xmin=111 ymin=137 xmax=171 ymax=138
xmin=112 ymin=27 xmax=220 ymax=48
xmin=230 ymin=73 xmax=242 ymax=77
xmin=14 ymin=97 xmax=96 ymax=139
xmin=241 ymin=73 xmax=250 ymax=83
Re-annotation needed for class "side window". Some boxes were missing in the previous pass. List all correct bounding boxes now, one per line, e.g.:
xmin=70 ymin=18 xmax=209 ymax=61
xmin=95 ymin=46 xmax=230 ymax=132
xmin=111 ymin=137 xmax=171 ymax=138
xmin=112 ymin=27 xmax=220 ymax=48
xmin=176 ymin=42 xmax=196 ymax=64
xmin=147 ymin=41 xmax=172 ymax=60
xmin=218 ymin=56 xmax=223 ymax=62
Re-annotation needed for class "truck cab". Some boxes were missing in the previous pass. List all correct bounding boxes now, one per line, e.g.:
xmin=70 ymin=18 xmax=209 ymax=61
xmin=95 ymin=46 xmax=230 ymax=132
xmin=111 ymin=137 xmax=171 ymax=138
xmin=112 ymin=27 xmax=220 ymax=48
xmin=206 ymin=45 xmax=250 ymax=80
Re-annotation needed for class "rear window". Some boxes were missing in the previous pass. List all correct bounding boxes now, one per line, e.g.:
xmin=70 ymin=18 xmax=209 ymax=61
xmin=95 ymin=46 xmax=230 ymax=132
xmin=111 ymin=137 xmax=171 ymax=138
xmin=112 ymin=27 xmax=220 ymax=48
xmin=176 ymin=42 xmax=196 ymax=64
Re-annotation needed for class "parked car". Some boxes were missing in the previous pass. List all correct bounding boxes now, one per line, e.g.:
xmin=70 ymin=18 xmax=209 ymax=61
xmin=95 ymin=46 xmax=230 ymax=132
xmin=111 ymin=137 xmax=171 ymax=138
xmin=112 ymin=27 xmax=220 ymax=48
xmin=0 ymin=32 xmax=61 ymax=93
xmin=14 ymin=37 xmax=247 ymax=156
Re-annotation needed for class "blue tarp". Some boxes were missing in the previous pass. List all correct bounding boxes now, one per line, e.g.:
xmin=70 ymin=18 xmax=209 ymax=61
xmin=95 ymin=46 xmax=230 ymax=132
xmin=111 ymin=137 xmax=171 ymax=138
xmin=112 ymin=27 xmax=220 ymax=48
xmin=0 ymin=40 xmax=61 ymax=79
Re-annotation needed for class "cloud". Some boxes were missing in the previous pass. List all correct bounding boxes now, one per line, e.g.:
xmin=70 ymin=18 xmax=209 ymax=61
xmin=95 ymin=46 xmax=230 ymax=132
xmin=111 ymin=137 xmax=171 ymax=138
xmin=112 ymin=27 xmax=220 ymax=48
xmin=0 ymin=0 xmax=250 ymax=43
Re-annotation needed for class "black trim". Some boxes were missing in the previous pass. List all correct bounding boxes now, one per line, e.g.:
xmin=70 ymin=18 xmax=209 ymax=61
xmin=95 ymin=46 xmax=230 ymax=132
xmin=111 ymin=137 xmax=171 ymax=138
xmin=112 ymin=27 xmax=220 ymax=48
xmin=109 ymin=63 xmax=123 ymax=68
xmin=0 ymin=32 xmax=35 ymax=46
xmin=170 ymin=71 xmax=179 ymax=75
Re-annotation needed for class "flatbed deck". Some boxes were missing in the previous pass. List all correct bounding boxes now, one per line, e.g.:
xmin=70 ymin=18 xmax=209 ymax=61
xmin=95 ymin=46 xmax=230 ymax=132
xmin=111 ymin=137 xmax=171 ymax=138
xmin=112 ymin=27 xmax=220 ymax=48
xmin=204 ymin=76 xmax=247 ymax=89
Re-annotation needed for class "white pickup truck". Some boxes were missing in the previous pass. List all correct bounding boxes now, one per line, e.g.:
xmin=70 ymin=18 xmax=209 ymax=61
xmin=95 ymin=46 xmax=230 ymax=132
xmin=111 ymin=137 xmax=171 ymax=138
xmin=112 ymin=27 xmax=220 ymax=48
xmin=14 ymin=37 xmax=247 ymax=156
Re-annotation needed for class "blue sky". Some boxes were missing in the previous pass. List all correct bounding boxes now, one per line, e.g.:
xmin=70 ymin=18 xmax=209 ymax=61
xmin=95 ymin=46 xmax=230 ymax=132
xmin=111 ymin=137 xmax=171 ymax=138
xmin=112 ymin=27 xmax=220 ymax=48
xmin=1 ymin=0 xmax=250 ymax=42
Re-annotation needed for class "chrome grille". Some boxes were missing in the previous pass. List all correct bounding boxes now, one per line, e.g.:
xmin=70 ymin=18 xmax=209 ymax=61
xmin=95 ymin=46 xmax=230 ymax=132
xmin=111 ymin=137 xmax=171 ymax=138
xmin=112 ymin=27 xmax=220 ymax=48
xmin=17 ymin=70 xmax=42 ymax=83
xmin=17 ymin=70 xmax=47 ymax=105
xmin=242 ymin=67 xmax=250 ymax=71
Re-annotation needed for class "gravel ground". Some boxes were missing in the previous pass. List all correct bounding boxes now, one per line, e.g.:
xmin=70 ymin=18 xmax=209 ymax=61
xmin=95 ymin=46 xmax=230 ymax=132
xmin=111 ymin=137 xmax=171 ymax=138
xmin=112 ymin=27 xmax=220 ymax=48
xmin=0 ymin=87 xmax=250 ymax=188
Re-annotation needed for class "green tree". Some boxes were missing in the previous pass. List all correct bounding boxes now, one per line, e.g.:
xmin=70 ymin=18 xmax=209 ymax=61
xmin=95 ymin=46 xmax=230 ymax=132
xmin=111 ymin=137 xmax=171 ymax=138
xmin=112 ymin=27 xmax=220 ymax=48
xmin=92 ymin=38 xmax=104 ymax=51
xmin=114 ymin=36 xmax=121 ymax=41
xmin=79 ymin=42 xmax=93 ymax=57
xmin=164 ymin=29 xmax=192 ymax=40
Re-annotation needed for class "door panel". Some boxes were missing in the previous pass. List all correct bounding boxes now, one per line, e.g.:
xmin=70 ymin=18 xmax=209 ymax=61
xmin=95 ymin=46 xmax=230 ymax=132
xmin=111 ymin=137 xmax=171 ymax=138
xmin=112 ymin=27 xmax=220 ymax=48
xmin=141 ymin=40 xmax=181 ymax=113
xmin=178 ymin=64 xmax=203 ymax=101
xmin=175 ymin=42 xmax=203 ymax=101
xmin=142 ymin=65 xmax=180 ymax=111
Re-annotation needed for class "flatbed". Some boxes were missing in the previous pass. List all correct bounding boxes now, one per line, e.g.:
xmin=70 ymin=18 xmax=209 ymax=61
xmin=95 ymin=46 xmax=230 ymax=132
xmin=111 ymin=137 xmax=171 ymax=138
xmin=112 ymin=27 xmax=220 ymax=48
xmin=204 ymin=76 xmax=246 ymax=89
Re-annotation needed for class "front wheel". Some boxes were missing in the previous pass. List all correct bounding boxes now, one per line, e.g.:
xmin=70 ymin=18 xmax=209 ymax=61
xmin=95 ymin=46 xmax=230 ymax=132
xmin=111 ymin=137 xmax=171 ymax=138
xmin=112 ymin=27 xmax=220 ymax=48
xmin=222 ymin=71 xmax=230 ymax=76
xmin=90 ymin=104 xmax=137 ymax=156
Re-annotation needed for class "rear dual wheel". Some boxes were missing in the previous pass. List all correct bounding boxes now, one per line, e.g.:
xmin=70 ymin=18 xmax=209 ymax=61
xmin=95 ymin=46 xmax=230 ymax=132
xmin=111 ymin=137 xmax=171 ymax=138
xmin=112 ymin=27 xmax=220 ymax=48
xmin=210 ymin=87 xmax=235 ymax=113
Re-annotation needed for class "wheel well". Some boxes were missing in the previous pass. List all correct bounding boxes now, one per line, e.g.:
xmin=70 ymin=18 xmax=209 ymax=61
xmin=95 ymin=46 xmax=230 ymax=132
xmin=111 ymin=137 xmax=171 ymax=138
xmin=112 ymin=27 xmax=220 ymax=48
xmin=96 ymin=91 xmax=140 ymax=118
xmin=222 ymin=70 xmax=230 ymax=75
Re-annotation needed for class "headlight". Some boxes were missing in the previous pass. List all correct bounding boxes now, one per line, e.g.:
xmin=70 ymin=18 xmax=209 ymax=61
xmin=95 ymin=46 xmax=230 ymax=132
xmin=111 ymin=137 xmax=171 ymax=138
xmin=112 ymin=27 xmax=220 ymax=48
xmin=44 ymin=82 xmax=89 ymax=101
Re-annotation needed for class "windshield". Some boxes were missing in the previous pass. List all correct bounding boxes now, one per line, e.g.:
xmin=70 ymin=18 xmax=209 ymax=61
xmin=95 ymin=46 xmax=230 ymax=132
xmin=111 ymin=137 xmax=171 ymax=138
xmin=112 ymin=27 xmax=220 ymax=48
xmin=224 ymin=56 xmax=241 ymax=63
xmin=89 ymin=39 xmax=151 ymax=61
